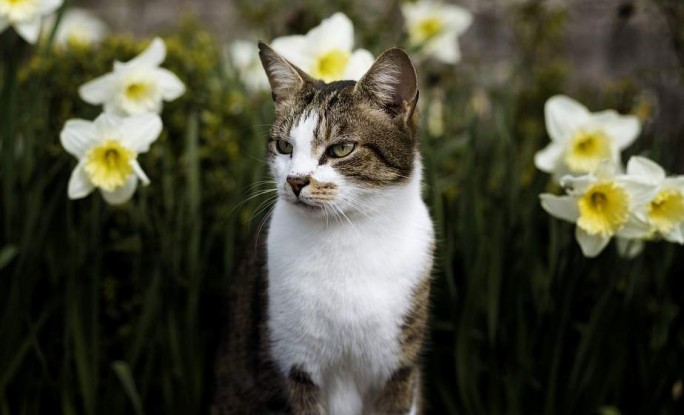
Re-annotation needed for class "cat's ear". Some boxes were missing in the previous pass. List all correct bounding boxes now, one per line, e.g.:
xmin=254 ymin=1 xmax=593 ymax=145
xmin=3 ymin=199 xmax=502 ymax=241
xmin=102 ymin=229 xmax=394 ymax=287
xmin=354 ymin=48 xmax=419 ymax=123
xmin=258 ymin=41 xmax=315 ymax=104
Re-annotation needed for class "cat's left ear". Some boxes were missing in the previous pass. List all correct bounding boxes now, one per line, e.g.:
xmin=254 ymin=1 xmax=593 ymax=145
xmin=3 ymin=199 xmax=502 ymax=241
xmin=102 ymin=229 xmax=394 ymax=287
xmin=354 ymin=48 xmax=419 ymax=124
xmin=258 ymin=41 xmax=316 ymax=105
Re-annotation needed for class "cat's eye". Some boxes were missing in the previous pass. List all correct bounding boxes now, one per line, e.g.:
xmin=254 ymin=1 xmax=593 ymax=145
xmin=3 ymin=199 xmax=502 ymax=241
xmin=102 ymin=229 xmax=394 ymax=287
xmin=275 ymin=139 xmax=293 ymax=155
xmin=326 ymin=142 xmax=356 ymax=158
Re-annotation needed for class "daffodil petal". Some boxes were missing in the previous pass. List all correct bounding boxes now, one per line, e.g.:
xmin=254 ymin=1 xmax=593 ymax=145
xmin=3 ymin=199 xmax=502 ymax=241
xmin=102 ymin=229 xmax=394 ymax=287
xmin=15 ymin=18 xmax=42 ymax=44
xmin=100 ymin=174 xmax=138 ymax=205
xmin=545 ymin=95 xmax=590 ymax=143
xmin=616 ymin=216 xmax=651 ymax=239
xmin=79 ymin=73 xmax=117 ymax=105
xmin=663 ymin=224 xmax=684 ymax=244
xmin=342 ymin=49 xmax=374 ymax=81
xmin=575 ymin=226 xmax=610 ymax=258
xmin=594 ymin=112 xmax=640 ymax=150
xmin=131 ymin=160 xmax=150 ymax=185
xmin=663 ymin=176 xmax=684 ymax=193
xmin=617 ymin=176 xmax=658 ymax=208
xmin=560 ymin=174 xmax=594 ymax=196
xmin=534 ymin=142 xmax=564 ymax=173
xmin=127 ymin=37 xmax=166 ymax=68
xmin=38 ymin=0 xmax=64 ymax=14
xmin=271 ymin=35 xmax=311 ymax=70
xmin=120 ymin=113 xmax=162 ymax=153
xmin=93 ymin=112 xmax=124 ymax=137
xmin=428 ymin=33 xmax=459 ymax=64
xmin=309 ymin=13 xmax=353 ymax=53
xmin=156 ymin=68 xmax=186 ymax=100
xmin=67 ymin=161 xmax=95 ymax=199
xmin=60 ymin=119 xmax=97 ymax=158
xmin=626 ymin=156 xmax=665 ymax=183
xmin=540 ymin=194 xmax=579 ymax=223
xmin=442 ymin=5 xmax=473 ymax=35
xmin=615 ymin=237 xmax=644 ymax=259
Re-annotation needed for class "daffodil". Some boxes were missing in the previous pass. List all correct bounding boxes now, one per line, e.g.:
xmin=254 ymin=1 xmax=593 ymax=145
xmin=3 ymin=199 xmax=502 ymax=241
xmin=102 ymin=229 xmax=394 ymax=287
xmin=79 ymin=37 xmax=186 ymax=115
xmin=0 ymin=0 xmax=63 ymax=44
xmin=270 ymin=12 xmax=374 ymax=83
xmin=227 ymin=39 xmax=269 ymax=92
xmin=401 ymin=0 xmax=473 ymax=64
xmin=60 ymin=112 xmax=162 ymax=205
xmin=626 ymin=156 xmax=684 ymax=244
xmin=540 ymin=163 xmax=656 ymax=257
xmin=45 ymin=7 xmax=107 ymax=49
xmin=535 ymin=95 xmax=641 ymax=177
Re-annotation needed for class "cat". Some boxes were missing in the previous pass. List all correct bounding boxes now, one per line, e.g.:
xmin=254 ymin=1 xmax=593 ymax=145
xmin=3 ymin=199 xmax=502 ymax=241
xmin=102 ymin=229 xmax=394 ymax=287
xmin=212 ymin=42 xmax=435 ymax=415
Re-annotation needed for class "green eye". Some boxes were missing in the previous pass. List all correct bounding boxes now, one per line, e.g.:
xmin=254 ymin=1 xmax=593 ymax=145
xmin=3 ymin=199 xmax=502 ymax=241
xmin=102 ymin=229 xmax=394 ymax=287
xmin=326 ymin=142 xmax=356 ymax=158
xmin=275 ymin=139 xmax=293 ymax=154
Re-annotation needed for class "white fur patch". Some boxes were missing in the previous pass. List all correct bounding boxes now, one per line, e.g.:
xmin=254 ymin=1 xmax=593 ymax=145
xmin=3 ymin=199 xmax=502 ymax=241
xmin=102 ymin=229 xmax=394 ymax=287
xmin=267 ymin=158 xmax=433 ymax=412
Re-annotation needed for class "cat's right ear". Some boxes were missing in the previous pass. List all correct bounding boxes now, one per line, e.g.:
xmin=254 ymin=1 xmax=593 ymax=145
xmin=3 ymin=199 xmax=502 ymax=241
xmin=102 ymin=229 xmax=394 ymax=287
xmin=258 ymin=42 xmax=314 ymax=104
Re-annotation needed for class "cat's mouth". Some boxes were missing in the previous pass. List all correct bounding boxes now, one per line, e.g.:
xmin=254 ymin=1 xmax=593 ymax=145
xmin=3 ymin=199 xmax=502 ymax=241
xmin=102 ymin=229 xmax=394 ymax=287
xmin=293 ymin=200 xmax=324 ymax=211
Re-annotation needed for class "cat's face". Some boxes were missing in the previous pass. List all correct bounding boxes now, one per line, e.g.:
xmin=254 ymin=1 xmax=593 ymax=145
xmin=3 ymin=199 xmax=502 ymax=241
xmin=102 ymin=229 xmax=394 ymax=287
xmin=259 ymin=43 xmax=420 ymax=219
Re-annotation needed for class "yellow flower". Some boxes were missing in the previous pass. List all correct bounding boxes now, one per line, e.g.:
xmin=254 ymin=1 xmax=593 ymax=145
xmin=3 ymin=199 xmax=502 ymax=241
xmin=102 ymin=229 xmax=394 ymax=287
xmin=60 ymin=113 xmax=162 ymax=204
xmin=43 ymin=8 xmax=108 ymax=49
xmin=0 ymin=0 xmax=62 ymax=44
xmin=535 ymin=95 xmax=641 ymax=177
xmin=540 ymin=163 xmax=656 ymax=257
xmin=402 ymin=0 xmax=473 ymax=64
xmin=626 ymin=156 xmax=684 ymax=244
xmin=270 ymin=12 xmax=374 ymax=83
xmin=79 ymin=37 xmax=186 ymax=115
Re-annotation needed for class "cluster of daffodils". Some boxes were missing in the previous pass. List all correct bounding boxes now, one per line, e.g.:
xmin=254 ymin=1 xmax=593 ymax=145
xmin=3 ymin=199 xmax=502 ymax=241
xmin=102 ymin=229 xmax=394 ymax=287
xmin=537 ymin=95 xmax=684 ymax=257
xmin=60 ymin=37 xmax=186 ymax=205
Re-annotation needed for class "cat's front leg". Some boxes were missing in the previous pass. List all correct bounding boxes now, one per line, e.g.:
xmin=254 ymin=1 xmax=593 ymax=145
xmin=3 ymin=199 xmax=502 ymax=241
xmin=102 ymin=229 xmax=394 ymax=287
xmin=372 ymin=366 xmax=421 ymax=415
xmin=287 ymin=366 xmax=326 ymax=415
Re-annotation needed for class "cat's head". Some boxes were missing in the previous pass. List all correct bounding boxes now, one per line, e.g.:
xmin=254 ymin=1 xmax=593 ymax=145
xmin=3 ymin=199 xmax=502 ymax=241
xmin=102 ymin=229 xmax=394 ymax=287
xmin=258 ymin=42 xmax=420 ymax=219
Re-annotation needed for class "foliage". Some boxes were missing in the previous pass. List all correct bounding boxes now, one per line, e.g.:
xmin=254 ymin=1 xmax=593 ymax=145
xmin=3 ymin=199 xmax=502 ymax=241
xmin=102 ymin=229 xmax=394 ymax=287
xmin=1 ymin=2 xmax=683 ymax=415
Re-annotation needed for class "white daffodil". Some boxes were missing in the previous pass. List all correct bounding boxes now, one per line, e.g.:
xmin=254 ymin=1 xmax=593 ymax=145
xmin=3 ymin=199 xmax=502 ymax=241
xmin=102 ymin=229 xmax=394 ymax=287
xmin=401 ymin=0 xmax=473 ymax=64
xmin=0 ymin=0 xmax=62 ymax=44
xmin=45 ymin=7 xmax=107 ymax=49
xmin=540 ymin=163 xmax=657 ymax=257
xmin=271 ymin=12 xmax=374 ymax=83
xmin=79 ymin=37 xmax=186 ymax=116
xmin=535 ymin=95 xmax=641 ymax=177
xmin=60 ymin=112 xmax=162 ymax=205
xmin=227 ymin=40 xmax=269 ymax=92
xmin=626 ymin=156 xmax=684 ymax=244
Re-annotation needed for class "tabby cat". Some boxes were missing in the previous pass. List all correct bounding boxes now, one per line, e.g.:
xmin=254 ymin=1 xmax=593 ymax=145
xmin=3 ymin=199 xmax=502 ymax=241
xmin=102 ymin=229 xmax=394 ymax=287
xmin=212 ymin=42 xmax=435 ymax=415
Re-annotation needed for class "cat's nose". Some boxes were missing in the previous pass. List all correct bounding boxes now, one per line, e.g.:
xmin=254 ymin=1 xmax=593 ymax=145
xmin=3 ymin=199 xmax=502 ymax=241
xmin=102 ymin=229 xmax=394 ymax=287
xmin=286 ymin=176 xmax=310 ymax=197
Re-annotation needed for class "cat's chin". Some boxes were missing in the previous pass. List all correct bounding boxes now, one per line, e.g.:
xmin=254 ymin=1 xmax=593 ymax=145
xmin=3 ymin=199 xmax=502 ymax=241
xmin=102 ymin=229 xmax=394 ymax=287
xmin=287 ymin=200 xmax=329 ymax=218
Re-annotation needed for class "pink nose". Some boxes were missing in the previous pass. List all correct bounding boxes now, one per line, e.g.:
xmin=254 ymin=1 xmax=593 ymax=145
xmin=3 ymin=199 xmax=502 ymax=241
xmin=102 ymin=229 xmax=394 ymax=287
xmin=287 ymin=176 xmax=310 ymax=196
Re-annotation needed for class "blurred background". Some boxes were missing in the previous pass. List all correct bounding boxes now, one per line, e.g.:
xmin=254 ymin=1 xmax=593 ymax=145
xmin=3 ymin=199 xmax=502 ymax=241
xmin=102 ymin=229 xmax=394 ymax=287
xmin=1 ymin=0 xmax=684 ymax=414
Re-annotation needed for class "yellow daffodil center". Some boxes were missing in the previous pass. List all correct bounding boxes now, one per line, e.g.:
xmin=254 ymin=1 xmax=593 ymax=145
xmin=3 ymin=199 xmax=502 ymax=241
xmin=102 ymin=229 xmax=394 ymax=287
xmin=416 ymin=17 xmax=444 ymax=41
xmin=577 ymin=181 xmax=630 ymax=236
xmin=564 ymin=130 xmax=612 ymax=173
xmin=125 ymin=81 xmax=152 ymax=101
xmin=84 ymin=140 xmax=134 ymax=191
xmin=312 ymin=49 xmax=350 ymax=83
xmin=7 ymin=0 xmax=27 ymax=4
xmin=648 ymin=189 xmax=684 ymax=234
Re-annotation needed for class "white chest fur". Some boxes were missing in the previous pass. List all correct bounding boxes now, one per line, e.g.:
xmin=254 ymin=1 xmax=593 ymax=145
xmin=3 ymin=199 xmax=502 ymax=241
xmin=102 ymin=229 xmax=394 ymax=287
xmin=266 ymin=177 xmax=433 ymax=414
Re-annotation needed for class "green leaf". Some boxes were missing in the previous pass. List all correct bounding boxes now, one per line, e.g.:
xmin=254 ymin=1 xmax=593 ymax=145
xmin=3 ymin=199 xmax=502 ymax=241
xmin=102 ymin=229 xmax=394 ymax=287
xmin=111 ymin=361 xmax=144 ymax=415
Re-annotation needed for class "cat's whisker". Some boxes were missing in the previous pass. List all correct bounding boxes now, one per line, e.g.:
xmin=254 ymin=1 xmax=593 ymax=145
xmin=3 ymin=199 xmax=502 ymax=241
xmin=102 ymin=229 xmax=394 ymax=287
xmin=254 ymin=203 xmax=277 ymax=250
